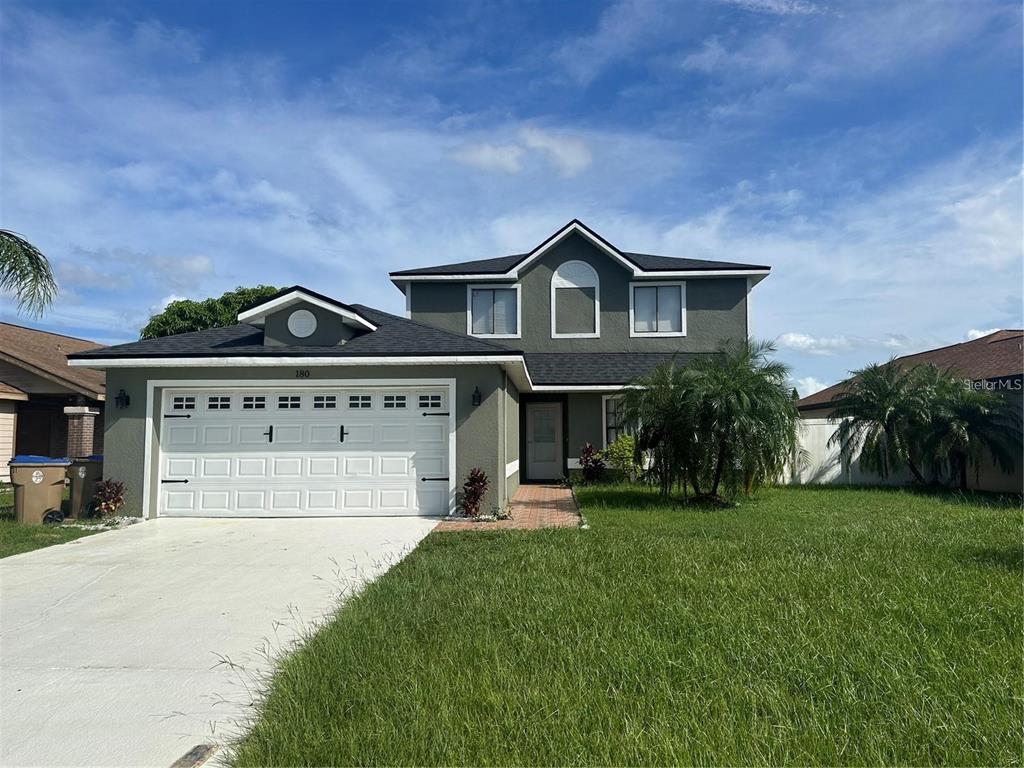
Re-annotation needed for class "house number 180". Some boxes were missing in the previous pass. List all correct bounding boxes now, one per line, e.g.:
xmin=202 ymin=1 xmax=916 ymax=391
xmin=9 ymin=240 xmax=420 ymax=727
xmin=295 ymin=369 xmax=310 ymax=378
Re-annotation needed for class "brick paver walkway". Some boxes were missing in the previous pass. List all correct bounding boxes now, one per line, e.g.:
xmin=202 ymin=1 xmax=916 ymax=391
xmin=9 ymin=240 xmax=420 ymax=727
xmin=436 ymin=484 xmax=580 ymax=532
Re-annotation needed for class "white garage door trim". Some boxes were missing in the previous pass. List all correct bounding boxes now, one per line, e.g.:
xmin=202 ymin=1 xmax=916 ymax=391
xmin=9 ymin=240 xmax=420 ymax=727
xmin=143 ymin=378 xmax=456 ymax=519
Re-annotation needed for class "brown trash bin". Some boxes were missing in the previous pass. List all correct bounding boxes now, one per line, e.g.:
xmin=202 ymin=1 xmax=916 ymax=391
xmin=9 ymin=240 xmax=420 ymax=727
xmin=68 ymin=455 xmax=103 ymax=519
xmin=9 ymin=456 xmax=71 ymax=525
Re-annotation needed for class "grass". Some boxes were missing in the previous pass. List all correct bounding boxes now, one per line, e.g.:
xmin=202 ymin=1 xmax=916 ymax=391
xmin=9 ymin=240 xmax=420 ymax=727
xmin=233 ymin=485 xmax=1022 ymax=766
xmin=0 ymin=484 xmax=104 ymax=558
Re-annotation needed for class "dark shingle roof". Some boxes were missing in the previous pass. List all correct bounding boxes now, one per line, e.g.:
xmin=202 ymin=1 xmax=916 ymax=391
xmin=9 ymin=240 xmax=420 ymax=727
xmin=68 ymin=306 xmax=520 ymax=360
xmin=391 ymin=251 xmax=768 ymax=277
xmin=524 ymin=352 xmax=703 ymax=386
xmin=797 ymin=330 xmax=1024 ymax=411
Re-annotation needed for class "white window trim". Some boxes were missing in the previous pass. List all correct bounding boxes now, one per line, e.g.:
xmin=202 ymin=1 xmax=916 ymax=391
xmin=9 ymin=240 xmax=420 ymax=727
xmin=550 ymin=260 xmax=601 ymax=339
xmin=628 ymin=281 xmax=687 ymax=338
xmin=465 ymin=283 xmax=522 ymax=339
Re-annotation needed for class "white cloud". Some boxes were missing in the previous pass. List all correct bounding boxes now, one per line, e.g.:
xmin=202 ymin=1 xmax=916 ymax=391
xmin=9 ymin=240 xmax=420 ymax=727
xmin=520 ymin=127 xmax=592 ymax=177
xmin=452 ymin=143 xmax=525 ymax=174
xmin=966 ymin=328 xmax=1000 ymax=340
xmin=778 ymin=333 xmax=853 ymax=356
xmin=718 ymin=0 xmax=819 ymax=14
xmin=794 ymin=376 xmax=829 ymax=398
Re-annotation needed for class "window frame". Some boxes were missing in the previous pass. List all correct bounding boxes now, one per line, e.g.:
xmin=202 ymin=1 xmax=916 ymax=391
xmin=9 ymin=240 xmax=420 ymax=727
xmin=550 ymin=260 xmax=601 ymax=339
xmin=383 ymin=394 xmax=407 ymax=409
xmin=628 ymin=281 xmax=687 ymax=338
xmin=602 ymin=394 xmax=626 ymax=449
xmin=465 ymin=283 xmax=521 ymax=339
xmin=347 ymin=394 xmax=373 ymax=409
xmin=242 ymin=395 xmax=267 ymax=410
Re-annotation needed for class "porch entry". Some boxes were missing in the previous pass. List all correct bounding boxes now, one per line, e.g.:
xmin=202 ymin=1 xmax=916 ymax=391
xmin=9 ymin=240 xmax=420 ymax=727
xmin=525 ymin=402 xmax=563 ymax=481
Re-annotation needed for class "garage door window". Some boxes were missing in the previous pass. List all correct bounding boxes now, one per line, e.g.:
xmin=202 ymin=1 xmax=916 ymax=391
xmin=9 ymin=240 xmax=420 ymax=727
xmin=278 ymin=395 xmax=302 ymax=409
xmin=242 ymin=395 xmax=266 ymax=410
xmin=313 ymin=395 xmax=337 ymax=409
xmin=172 ymin=396 xmax=196 ymax=411
xmin=207 ymin=395 xmax=231 ymax=410
xmin=383 ymin=394 xmax=407 ymax=409
xmin=348 ymin=394 xmax=372 ymax=409
xmin=419 ymin=394 xmax=442 ymax=409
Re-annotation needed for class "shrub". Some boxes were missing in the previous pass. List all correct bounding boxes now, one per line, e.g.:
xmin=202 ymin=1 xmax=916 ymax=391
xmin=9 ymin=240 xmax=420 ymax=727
xmin=604 ymin=434 xmax=639 ymax=480
xmin=461 ymin=468 xmax=489 ymax=517
xmin=92 ymin=480 xmax=126 ymax=517
xmin=579 ymin=443 xmax=606 ymax=484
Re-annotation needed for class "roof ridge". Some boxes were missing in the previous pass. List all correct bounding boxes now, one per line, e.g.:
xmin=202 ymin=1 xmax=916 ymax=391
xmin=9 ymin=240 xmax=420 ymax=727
xmin=897 ymin=330 xmax=1019 ymax=360
xmin=0 ymin=321 xmax=101 ymax=345
xmin=350 ymin=304 xmax=524 ymax=354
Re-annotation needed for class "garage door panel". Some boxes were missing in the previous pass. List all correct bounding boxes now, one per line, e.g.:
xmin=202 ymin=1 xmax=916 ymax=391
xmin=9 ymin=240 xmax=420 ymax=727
xmin=273 ymin=424 xmax=305 ymax=445
xmin=236 ymin=490 xmax=266 ymax=511
xmin=165 ymin=457 xmax=197 ymax=478
xmin=379 ymin=456 xmax=411 ymax=477
xmin=307 ymin=489 xmax=339 ymax=510
xmin=201 ymin=458 xmax=231 ymax=478
xmin=166 ymin=425 xmax=198 ymax=447
xmin=199 ymin=490 xmax=231 ymax=512
xmin=201 ymin=425 xmax=233 ymax=445
xmin=159 ymin=386 xmax=451 ymax=517
xmin=414 ymin=453 xmax=447 ymax=476
xmin=270 ymin=489 xmax=302 ymax=511
xmin=309 ymin=424 xmax=339 ymax=444
xmin=343 ymin=456 xmax=374 ymax=477
xmin=238 ymin=425 xmax=271 ymax=445
xmin=308 ymin=456 xmax=339 ymax=476
xmin=379 ymin=488 xmax=410 ymax=510
xmin=238 ymin=457 xmax=267 ymax=477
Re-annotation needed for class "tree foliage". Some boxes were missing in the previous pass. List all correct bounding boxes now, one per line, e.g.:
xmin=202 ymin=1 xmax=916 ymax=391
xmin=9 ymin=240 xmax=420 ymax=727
xmin=831 ymin=362 xmax=1021 ymax=490
xmin=140 ymin=285 xmax=281 ymax=339
xmin=622 ymin=339 xmax=800 ymax=502
xmin=0 ymin=230 xmax=57 ymax=317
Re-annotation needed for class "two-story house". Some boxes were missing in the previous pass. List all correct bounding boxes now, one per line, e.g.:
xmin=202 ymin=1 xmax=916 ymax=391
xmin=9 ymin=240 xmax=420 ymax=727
xmin=70 ymin=221 xmax=769 ymax=519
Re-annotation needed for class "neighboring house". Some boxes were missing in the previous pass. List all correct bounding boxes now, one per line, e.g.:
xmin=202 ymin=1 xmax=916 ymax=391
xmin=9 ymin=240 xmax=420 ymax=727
xmin=794 ymin=330 xmax=1023 ymax=492
xmin=0 ymin=323 xmax=106 ymax=482
xmin=69 ymin=220 xmax=770 ymax=518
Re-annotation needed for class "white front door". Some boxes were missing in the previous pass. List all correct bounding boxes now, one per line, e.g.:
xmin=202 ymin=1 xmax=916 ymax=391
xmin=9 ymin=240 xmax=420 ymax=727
xmin=526 ymin=402 xmax=563 ymax=480
xmin=157 ymin=385 xmax=451 ymax=517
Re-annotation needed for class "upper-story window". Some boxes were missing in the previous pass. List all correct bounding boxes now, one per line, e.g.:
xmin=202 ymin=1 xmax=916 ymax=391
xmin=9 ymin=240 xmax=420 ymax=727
xmin=467 ymin=285 xmax=520 ymax=338
xmin=551 ymin=261 xmax=600 ymax=339
xmin=630 ymin=282 xmax=686 ymax=337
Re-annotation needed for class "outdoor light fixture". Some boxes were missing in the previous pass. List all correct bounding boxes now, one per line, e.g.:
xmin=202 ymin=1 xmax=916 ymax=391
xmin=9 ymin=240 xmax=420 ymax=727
xmin=471 ymin=386 xmax=482 ymax=406
xmin=114 ymin=389 xmax=131 ymax=409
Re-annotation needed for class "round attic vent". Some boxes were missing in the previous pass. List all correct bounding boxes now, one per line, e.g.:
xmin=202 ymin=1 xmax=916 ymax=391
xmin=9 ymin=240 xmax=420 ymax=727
xmin=287 ymin=309 xmax=317 ymax=338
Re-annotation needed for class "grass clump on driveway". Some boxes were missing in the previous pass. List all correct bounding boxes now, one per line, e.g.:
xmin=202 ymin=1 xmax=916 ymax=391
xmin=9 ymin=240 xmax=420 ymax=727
xmin=233 ymin=485 xmax=1021 ymax=766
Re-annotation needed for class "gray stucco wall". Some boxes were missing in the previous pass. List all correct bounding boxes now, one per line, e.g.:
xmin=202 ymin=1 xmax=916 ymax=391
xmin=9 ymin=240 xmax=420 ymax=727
xmin=102 ymin=363 xmax=510 ymax=518
xmin=567 ymin=393 xmax=604 ymax=457
xmin=263 ymin=303 xmax=362 ymax=346
xmin=408 ymin=232 xmax=749 ymax=353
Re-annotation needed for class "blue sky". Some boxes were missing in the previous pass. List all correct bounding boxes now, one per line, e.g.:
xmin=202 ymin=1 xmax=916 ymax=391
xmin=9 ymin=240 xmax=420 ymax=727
xmin=1 ymin=0 xmax=1020 ymax=395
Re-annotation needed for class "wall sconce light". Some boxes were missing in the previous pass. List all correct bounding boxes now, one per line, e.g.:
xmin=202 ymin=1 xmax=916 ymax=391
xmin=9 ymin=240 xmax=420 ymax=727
xmin=471 ymin=386 xmax=482 ymax=406
xmin=114 ymin=389 xmax=131 ymax=409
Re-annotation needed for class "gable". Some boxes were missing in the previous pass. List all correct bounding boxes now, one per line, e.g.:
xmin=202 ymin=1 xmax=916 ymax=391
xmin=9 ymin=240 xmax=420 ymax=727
xmin=262 ymin=300 xmax=368 ymax=347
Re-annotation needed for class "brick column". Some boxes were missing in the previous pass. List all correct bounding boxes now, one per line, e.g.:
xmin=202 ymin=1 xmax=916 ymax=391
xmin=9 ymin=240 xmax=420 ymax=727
xmin=64 ymin=406 xmax=101 ymax=458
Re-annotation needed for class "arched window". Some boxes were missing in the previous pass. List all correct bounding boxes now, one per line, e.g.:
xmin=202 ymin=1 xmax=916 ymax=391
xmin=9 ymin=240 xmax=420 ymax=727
xmin=551 ymin=260 xmax=600 ymax=338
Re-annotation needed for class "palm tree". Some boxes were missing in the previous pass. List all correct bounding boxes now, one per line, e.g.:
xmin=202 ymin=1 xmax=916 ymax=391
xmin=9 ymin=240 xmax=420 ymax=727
xmin=921 ymin=376 xmax=1021 ymax=490
xmin=686 ymin=339 xmax=800 ymax=498
xmin=0 ymin=230 xmax=57 ymax=316
xmin=621 ymin=360 xmax=698 ymax=498
xmin=621 ymin=339 xmax=800 ymax=501
xmin=828 ymin=362 xmax=929 ymax=484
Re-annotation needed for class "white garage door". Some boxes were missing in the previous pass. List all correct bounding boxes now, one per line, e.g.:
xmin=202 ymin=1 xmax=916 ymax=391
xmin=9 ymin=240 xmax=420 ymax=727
xmin=157 ymin=385 xmax=452 ymax=517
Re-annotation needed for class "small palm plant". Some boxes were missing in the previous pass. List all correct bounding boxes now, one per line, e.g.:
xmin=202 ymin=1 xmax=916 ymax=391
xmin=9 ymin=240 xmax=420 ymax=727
xmin=920 ymin=374 xmax=1020 ymax=490
xmin=828 ymin=362 xmax=929 ymax=484
xmin=622 ymin=339 xmax=800 ymax=502
xmin=0 ymin=230 xmax=57 ymax=316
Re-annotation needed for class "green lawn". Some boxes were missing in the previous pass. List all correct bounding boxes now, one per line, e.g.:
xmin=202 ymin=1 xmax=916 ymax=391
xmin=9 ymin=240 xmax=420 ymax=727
xmin=233 ymin=485 xmax=1022 ymax=766
xmin=0 ymin=485 xmax=104 ymax=558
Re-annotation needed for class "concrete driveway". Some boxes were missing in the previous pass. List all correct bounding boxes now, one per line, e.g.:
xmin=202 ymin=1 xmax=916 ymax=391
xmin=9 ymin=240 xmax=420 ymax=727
xmin=0 ymin=517 xmax=437 ymax=767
